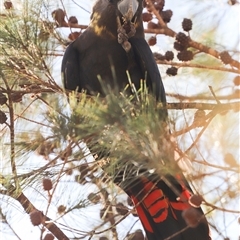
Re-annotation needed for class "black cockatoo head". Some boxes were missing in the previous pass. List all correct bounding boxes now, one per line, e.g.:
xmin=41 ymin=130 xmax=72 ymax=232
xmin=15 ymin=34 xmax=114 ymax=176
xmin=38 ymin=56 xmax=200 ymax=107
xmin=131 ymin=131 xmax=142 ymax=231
xmin=90 ymin=0 xmax=144 ymax=38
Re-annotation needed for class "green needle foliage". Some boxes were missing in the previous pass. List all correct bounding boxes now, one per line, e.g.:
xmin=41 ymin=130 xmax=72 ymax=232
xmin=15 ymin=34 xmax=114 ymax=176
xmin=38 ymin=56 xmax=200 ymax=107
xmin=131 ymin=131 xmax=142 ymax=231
xmin=0 ymin=1 xmax=239 ymax=239
xmin=60 ymin=82 xmax=178 ymax=189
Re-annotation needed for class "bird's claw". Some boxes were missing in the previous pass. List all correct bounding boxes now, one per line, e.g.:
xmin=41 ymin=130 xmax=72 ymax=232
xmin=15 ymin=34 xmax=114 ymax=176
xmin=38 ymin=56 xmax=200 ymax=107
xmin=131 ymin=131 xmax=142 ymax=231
xmin=127 ymin=22 xmax=136 ymax=38
xmin=117 ymin=29 xmax=128 ymax=44
xmin=117 ymin=22 xmax=136 ymax=52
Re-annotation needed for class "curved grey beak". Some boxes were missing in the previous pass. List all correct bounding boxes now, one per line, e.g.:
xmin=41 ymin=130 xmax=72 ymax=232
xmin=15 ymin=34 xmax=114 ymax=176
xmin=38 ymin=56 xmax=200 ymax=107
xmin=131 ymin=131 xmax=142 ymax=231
xmin=118 ymin=0 xmax=139 ymax=21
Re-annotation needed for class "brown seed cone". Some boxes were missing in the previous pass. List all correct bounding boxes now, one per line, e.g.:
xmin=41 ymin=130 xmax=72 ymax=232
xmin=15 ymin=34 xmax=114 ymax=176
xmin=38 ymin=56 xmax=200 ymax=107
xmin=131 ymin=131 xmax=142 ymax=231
xmin=142 ymin=12 xmax=153 ymax=22
xmin=165 ymin=51 xmax=174 ymax=61
xmin=127 ymin=229 xmax=145 ymax=240
xmin=99 ymin=237 xmax=109 ymax=240
xmin=173 ymin=41 xmax=187 ymax=52
xmin=155 ymin=0 xmax=165 ymax=12
xmin=43 ymin=234 xmax=54 ymax=240
xmin=4 ymin=1 xmax=13 ymax=9
xmin=233 ymin=76 xmax=240 ymax=86
xmin=30 ymin=210 xmax=44 ymax=226
xmin=0 ymin=93 xmax=7 ymax=105
xmin=175 ymin=32 xmax=189 ymax=47
xmin=166 ymin=67 xmax=178 ymax=76
xmin=78 ymin=163 xmax=90 ymax=177
xmin=116 ymin=202 xmax=129 ymax=215
xmin=68 ymin=16 xmax=78 ymax=24
xmin=42 ymin=178 xmax=53 ymax=191
xmin=57 ymin=205 xmax=66 ymax=214
xmin=10 ymin=92 xmax=23 ymax=103
xmin=0 ymin=110 xmax=7 ymax=124
xmin=193 ymin=109 xmax=206 ymax=126
xmin=51 ymin=9 xmax=67 ymax=27
xmin=189 ymin=194 xmax=204 ymax=207
xmin=182 ymin=18 xmax=193 ymax=32
xmin=229 ymin=0 xmax=237 ymax=5
xmin=153 ymin=52 xmax=166 ymax=61
xmin=148 ymin=36 xmax=157 ymax=46
xmin=219 ymin=51 xmax=232 ymax=65
xmin=160 ymin=10 xmax=173 ymax=23
xmin=68 ymin=31 xmax=81 ymax=41
xmin=182 ymin=207 xmax=202 ymax=227
xmin=88 ymin=192 xmax=101 ymax=204
xmin=177 ymin=50 xmax=193 ymax=61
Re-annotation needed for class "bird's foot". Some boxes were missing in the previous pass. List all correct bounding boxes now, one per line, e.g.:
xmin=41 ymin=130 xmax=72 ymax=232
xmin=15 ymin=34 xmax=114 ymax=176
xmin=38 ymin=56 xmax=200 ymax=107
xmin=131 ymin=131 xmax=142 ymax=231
xmin=117 ymin=25 xmax=129 ymax=42
xmin=117 ymin=23 xmax=136 ymax=52
xmin=126 ymin=22 xmax=136 ymax=38
xmin=117 ymin=22 xmax=136 ymax=40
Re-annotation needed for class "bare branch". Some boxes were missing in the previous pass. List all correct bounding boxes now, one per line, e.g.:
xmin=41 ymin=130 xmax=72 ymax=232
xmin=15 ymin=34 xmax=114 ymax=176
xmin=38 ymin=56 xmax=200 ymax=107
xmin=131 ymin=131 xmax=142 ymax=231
xmin=0 ymin=174 xmax=70 ymax=240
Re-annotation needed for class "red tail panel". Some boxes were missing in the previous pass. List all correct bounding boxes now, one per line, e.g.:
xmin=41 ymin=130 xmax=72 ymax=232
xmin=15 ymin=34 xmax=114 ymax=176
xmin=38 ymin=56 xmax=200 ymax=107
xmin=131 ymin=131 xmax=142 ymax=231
xmin=132 ymin=195 xmax=154 ymax=233
xmin=127 ymin=175 xmax=211 ymax=240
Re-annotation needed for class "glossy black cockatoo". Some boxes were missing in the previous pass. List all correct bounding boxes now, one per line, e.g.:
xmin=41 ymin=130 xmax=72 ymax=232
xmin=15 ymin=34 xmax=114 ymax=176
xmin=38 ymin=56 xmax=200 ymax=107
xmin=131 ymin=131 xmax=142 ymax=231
xmin=61 ymin=0 xmax=211 ymax=239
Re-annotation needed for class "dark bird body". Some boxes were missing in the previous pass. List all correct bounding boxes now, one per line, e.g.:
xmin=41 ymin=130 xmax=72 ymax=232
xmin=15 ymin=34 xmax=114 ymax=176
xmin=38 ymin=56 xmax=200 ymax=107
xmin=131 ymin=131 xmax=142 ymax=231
xmin=62 ymin=0 xmax=166 ymax=102
xmin=64 ymin=33 xmax=142 ymax=94
xmin=62 ymin=0 xmax=211 ymax=239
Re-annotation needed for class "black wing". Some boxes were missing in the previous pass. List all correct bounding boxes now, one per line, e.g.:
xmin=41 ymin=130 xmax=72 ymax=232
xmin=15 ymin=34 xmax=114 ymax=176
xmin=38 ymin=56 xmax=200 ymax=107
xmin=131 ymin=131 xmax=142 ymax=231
xmin=61 ymin=41 xmax=81 ymax=91
xmin=129 ymin=37 xmax=166 ymax=104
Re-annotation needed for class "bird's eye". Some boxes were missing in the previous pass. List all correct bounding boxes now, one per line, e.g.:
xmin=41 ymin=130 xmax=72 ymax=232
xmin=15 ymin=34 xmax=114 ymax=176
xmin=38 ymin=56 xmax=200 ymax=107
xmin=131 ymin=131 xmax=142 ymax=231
xmin=108 ymin=0 xmax=113 ymax=3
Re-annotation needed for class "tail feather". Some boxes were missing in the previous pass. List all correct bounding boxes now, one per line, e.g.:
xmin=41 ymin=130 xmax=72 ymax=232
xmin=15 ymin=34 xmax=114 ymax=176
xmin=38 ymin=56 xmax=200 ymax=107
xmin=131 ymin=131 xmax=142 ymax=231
xmin=124 ymin=175 xmax=211 ymax=240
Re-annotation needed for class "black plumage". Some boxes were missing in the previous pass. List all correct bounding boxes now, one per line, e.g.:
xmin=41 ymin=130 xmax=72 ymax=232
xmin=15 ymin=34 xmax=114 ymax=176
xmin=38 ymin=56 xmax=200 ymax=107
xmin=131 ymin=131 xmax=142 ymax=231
xmin=61 ymin=1 xmax=211 ymax=239
xmin=62 ymin=0 xmax=166 ymax=103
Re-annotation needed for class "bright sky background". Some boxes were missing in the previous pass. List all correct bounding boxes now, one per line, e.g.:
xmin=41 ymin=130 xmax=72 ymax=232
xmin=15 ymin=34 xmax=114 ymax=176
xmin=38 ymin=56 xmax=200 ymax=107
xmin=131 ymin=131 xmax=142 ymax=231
xmin=0 ymin=0 xmax=239 ymax=240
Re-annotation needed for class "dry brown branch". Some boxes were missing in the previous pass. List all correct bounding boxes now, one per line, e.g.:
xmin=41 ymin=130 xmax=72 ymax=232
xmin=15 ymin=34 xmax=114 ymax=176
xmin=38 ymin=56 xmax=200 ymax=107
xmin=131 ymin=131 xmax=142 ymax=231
xmin=1 ymin=87 xmax=239 ymax=111
xmin=204 ymin=200 xmax=240 ymax=214
xmin=165 ymin=102 xmax=239 ymax=111
xmin=192 ymin=159 xmax=238 ymax=173
xmin=0 ymin=71 xmax=18 ymax=189
xmin=156 ymin=60 xmax=240 ymax=74
xmin=145 ymin=0 xmax=240 ymax=71
xmin=189 ymin=39 xmax=240 ymax=70
xmin=167 ymin=92 xmax=240 ymax=102
xmin=146 ymin=0 xmax=173 ymax=35
xmin=0 ymin=174 xmax=70 ymax=240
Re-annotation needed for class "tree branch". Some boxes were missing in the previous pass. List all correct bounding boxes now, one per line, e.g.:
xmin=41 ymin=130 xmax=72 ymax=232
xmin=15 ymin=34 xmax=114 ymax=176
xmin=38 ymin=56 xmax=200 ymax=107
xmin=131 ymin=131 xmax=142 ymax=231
xmin=156 ymin=60 xmax=240 ymax=74
xmin=165 ymin=102 xmax=239 ymax=111
xmin=0 ymin=175 xmax=70 ymax=240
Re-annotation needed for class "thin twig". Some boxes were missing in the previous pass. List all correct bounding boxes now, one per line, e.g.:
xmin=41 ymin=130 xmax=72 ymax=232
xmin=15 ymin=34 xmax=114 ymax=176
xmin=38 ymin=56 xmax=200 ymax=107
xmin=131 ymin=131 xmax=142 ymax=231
xmin=0 ymin=71 xmax=19 ymax=190
xmin=0 ymin=174 xmax=70 ymax=240
xmin=0 ymin=208 xmax=22 ymax=240
xmin=208 ymin=86 xmax=221 ymax=104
